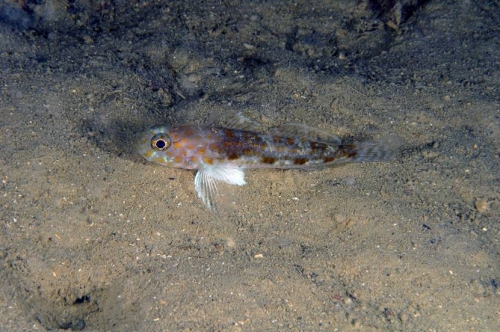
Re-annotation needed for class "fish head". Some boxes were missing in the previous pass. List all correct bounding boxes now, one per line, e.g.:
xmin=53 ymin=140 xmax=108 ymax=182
xmin=136 ymin=126 xmax=199 ymax=169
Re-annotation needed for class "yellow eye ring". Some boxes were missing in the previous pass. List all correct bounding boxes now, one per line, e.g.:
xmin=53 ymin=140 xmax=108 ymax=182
xmin=150 ymin=133 xmax=171 ymax=151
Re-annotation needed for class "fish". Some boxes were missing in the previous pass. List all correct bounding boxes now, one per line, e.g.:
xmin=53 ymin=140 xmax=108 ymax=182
xmin=136 ymin=118 xmax=402 ymax=210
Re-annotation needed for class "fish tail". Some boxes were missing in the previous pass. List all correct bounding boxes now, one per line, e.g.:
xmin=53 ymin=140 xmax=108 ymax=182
xmin=349 ymin=136 xmax=403 ymax=163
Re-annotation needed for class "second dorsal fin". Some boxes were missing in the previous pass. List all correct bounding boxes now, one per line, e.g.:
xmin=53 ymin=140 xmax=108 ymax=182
xmin=269 ymin=123 xmax=341 ymax=145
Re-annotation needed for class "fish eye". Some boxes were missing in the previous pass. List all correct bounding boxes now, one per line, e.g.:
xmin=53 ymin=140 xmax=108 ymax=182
xmin=150 ymin=133 xmax=171 ymax=151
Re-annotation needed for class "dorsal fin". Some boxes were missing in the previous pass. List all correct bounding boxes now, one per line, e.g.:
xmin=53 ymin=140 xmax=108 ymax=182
xmin=269 ymin=123 xmax=341 ymax=145
xmin=223 ymin=113 xmax=264 ymax=132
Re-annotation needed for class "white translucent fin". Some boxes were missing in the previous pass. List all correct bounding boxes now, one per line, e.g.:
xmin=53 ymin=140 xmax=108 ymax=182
xmin=194 ymin=165 xmax=246 ymax=210
xmin=269 ymin=123 xmax=341 ymax=145
xmin=223 ymin=113 xmax=264 ymax=132
xmin=352 ymin=136 xmax=403 ymax=162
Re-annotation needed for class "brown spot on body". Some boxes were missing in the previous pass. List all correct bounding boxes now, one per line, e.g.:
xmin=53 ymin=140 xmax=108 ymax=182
xmin=242 ymin=131 xmax=255 ymax=141
xmin=187 ymin=156 xmax=198 ymax=166
xmin=324 ymin=144 xmax=358 ymax=163
xmin=294 ymin=157 xmax=309 ymax=165
xmin=183 ymin=127 xmax=196 ymax=136
xmin=202 ymin=157 xmax=214 ymax=165
xmin=208 ymin=143 xmax=219 ymax=151
xmin=169 ymin=133 xmax=180 ymax=141
xmin=223 ymin=129 xmax=236 ymax=139
xmin=342 ymin=144 xmax=358 ymax=158
xmin=173 ymin=141 xmax=184 ymax=149
xmin=261 ymin=156 xmax=277 ymax=164
xmin=173 ymin=156 xmax=183 ymax=163
xmin=185 ymin=144 xmax=196 ymax=151
xmin=242 ymin=149 xmax=255 ymax=157
xmin=227 ymin=150 xmax=242 ymax=160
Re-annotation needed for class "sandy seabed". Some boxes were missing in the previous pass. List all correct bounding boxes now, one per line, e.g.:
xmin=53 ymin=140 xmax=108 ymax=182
xmin=1 ymin=0 xmax=499 ymax=330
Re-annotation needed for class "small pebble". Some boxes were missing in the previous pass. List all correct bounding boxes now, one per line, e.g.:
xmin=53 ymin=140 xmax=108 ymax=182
xmin=475 ymin=198 xmax=489 ymax=213
xmin=243 ymin=43 xmax=256 ymax=50
xmin=226 ymin=238 xmax=236 ymax=248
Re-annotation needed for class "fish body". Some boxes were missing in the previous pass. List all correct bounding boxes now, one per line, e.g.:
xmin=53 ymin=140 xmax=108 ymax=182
xmin=137 ymin=124 xmax=400 ymax=209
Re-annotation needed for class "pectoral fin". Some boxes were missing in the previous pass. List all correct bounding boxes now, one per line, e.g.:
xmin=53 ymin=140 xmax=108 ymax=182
xmin=194 ymin=165 xmax=246 ymax=210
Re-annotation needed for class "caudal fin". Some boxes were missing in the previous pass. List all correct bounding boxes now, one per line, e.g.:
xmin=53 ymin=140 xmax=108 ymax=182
xmin=349 ymin=136 xmax=403 ymax=163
